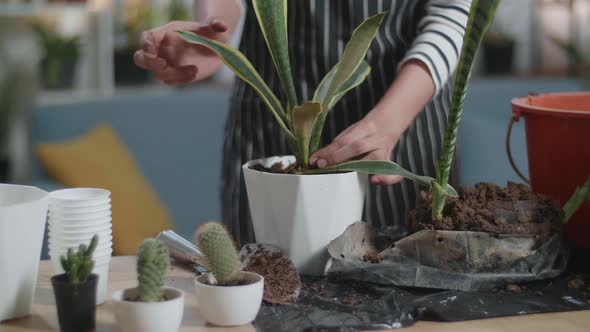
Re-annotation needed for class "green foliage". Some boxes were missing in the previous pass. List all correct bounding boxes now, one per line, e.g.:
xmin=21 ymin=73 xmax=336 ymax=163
xmin=195 ymin=222 xmax=242 ymax=286
xmin=563 ymin=176 xmax=590 ymax=223
xmin=169 ymin=0 xmax=192 ymax=21
xmin=60 ymin=235 xmax=98 ymax=284
xmin=137 ymin=239 xmax=169 ymax=302
xmin=431 ymin=0 xmax=501 ymax=221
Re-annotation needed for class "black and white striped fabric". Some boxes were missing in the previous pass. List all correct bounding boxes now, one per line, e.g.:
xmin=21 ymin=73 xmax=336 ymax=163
xmin=221 ymin=0 xmax=470 ymax=245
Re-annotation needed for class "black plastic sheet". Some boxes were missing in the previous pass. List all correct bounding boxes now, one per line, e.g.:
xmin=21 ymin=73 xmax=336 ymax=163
xmin=254 ymin=253 xmax=590 ymax=332
xmin=252 ymin=222 xmax=588 ymax=332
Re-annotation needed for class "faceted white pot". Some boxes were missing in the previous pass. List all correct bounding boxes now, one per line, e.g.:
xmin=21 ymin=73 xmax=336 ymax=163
xmin=243 ymin=156 xmax=368 ymax=275
xmin=0 ymin=184 xmax=48 ymax=321
xmin=111 ymin=287 xmax=184 ymax=332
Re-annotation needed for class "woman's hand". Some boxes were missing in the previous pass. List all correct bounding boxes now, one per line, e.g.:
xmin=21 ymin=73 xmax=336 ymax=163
xmin=310 ymin=60 xmax=436 ymax=186
xmin=310 ymin=114 xmax=403 ymax=186
xmin=134 ymin=20 xmax=229 ymax=86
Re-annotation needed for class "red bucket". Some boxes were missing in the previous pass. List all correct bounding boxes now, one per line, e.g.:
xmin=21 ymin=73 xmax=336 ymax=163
xmin=509 ymin=92 xmax=590 ymax=249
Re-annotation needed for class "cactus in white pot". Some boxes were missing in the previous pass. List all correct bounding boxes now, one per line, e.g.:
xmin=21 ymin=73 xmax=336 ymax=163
xmin=194 ymin=222 xmax=264 ymax=326
xmin=111 ymin=238 xmax=184 ymax=332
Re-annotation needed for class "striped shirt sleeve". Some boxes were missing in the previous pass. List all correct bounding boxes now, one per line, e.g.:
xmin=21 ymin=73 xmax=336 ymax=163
xmin=399 ymin=0 xmax=472 ymax=93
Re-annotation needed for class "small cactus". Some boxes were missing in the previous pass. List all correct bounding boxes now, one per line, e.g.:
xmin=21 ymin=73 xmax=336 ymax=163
xmin=195 ymin=222 xmax=242 ymax=286
xmin=137 ymin=239 xmax=169 ymax=302
xmin=60 ymin=235 xmax=98 ymax=284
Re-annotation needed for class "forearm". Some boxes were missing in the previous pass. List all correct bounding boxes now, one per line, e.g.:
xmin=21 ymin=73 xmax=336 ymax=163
xmin=194 ymin=0 xmax=243 ymax=40
xmin=367 ymin=60 xmax=435 ymax=140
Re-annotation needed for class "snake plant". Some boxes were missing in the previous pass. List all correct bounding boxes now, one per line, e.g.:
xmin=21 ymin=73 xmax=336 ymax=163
xmin=430 ymin=0 xmax=501 ymax=220
xmin=563 ymin=176 xmax=590 ymax=223
xmin=177 ymin=0 xmax=456 ymax=197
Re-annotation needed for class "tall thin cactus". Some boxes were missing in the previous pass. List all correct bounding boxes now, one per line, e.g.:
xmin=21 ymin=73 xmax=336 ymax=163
xmin=137 ymin=239 xmax=170 ymax=302
xmin=60 ymin=235 xmax=98 ymax=284
xmin=431 ymin=0 xmax=501 ymax=221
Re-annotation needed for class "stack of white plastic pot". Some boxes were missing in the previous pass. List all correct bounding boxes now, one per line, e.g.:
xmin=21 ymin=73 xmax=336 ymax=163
xmin=47 ymin=188 xmax=113 ymax=304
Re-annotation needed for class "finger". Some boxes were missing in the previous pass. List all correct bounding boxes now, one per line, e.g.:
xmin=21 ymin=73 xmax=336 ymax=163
xmin=209 ymin=17 xmax=229 ymax=33
xmin=311 ymin=123 xmax=373 ymax=167
xmin=327 ymin=135 xmax=383 ymax=166
xmin=154 ymin=65 xmax=198 ymax=82
xmin=163 ymin=69 xmax=200 ymax=86
xmin=134 ymin=50 xmax=166 ymax=70
xmin=371 ymin=175 xmax=404 ymax=186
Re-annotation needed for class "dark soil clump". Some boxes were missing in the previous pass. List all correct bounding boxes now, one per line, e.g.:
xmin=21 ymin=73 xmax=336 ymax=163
xmin=362 ymin=253 xmax=383 ymax=264
xmin=408 ymin=182 xmax=563 ymax=238
xmin=243 ymin=247 xmax=301 ymax=304
xmin=300 ymin=281 xmax=327 ymax=298
xmin=250 ymin=161 xmax=299 ymax=174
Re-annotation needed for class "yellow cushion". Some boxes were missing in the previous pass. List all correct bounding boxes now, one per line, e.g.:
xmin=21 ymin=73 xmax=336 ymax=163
xmin=36 ymin=123 xmax=174 ymax=255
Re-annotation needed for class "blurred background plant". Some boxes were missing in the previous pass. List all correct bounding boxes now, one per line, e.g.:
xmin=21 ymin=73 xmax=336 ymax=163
xmin=31 ymin=22 xmax=81 ymax=90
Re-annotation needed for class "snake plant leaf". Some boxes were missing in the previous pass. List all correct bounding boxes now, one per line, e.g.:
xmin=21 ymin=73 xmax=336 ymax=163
xmin=177 ymin=30 xmax=294 ymax=139
xmin=305 ymin=160 xmax=458 ymax=197
xmin=292 ymin=102 xmax=323 ymax=166
xmin=563 ymin=176 xmax=590 ymax=223
xmin=252 ymin=0 xmax=298 ymax=111
xmin=329 ymin=61 xmax=371 ymax=110
xmin=315 ymin=13 xmax=385 ymax=111
xmin=431 ymin=0 xmax=500 ymax=220
xmin=308 ymin=61 xmax=372 ymax=155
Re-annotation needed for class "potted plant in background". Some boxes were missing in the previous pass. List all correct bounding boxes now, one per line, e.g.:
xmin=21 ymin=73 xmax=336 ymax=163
xmin=482 ymin=23 xmax=515 ymax=75
xmin=31 ymin=23 xmax=81 ymax=90
xmin=168 ymin=0 xmax=192 ymax=22
xmin=111 ymin=238 xmax=184 ymax=332
xmin=114 ymin=3 xmax=158 ymax=86
xmin=51 ymin=235 xmax=99 ymax=332
xmin=194 ymin=222 xmax=263 ymax=326
xmin=178 ymin=0 xmax=456 ymax=275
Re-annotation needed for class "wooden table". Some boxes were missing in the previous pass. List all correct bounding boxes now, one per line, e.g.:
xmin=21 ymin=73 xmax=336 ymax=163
xmin=2 ymin=257 xmax=590 ymax=332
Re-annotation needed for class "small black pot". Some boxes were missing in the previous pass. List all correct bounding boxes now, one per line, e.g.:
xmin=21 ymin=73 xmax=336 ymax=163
xmin=483 ymin=39 xmax=515 ymax=75
xmin=51 ymin=274 xmax=98 ymax=332
xmin=114 ymin=48 xmax=151 ymax=86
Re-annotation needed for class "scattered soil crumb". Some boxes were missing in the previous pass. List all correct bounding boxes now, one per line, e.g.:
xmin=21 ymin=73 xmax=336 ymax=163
xmin=362 ymin=252 xmax=383 ymax=264
xmin=569 ymin=277 xmax=585 ymax=289
xmin=301 ymin=282 xmax=328 ymax=298
xmin=340 ymin=293 xmax=359 ymax=305
xmin=505 ymin=284 xmax=522 ymax=294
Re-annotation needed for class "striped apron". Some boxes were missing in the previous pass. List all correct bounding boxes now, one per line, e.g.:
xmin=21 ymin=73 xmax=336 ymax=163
xmin=221 ymin=0 xmax=458 ymax=245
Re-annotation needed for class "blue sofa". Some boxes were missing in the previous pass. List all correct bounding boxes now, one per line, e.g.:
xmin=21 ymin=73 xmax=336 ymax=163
xmin=31 ymin=79 xmax=585 ymax=259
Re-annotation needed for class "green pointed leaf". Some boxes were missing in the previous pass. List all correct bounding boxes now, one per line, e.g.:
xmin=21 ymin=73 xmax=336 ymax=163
xmin=309 ymin=61 xmax=371 ymax=155
xmin=177 ymin=30 xmax=294 ymax=140
xmin=292 ymin=102 xmax=323 ymax=166
xmin=317 ymin=13 xmax=384 ymax=110
xmin=432 ymin=0 xmax=500 ymax=220
xmin=304 ymin=160 xmax=458 ymax=197
xmin=563 ymin=176 xmax=590 ymax=223
xmin=252 ymin=0 xmax=298 ymax=111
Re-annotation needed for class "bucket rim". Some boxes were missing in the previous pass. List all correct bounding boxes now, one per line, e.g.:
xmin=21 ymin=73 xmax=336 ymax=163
xmin=511 ymin=92 xmax=590 ymax=119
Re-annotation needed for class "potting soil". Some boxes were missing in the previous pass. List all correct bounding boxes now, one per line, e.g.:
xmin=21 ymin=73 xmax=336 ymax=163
xmin=252 ymin=250 xmax=590 ymax=332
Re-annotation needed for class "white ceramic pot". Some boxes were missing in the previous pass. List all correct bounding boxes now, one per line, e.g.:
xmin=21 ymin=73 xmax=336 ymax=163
xmin=194 ymin=272 xmax=263 ymax=326
xmin=112 ymin=287 xmax=184 ymax=332
xmin=243 ymin=156 xmax=368 ymax=275
xmin=0 ymin=184 xmax=48 ymax=321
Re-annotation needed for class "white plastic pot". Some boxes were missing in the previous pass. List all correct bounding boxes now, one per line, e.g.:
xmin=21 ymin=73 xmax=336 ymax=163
xmin=0 ymin=184 xmax=48 ymax=321
xmin=243 ymin=156 xmax=368 ymax=275
xmin=194 ymin=272 xmax=263 ymax=326
xmin=112 ymin=287 xmax=184 ymax=332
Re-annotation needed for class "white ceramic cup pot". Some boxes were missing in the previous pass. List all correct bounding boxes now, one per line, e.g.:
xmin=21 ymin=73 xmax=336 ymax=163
xmin=243 ymin=156 xmax=368 ymax=275
xmin=111 ymin=287 xmax=184 ymax=332
xmin=194 ymin=272 xmax=264 ymax=326
xmin=0 ymin=184 xmax=48 ymax=321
